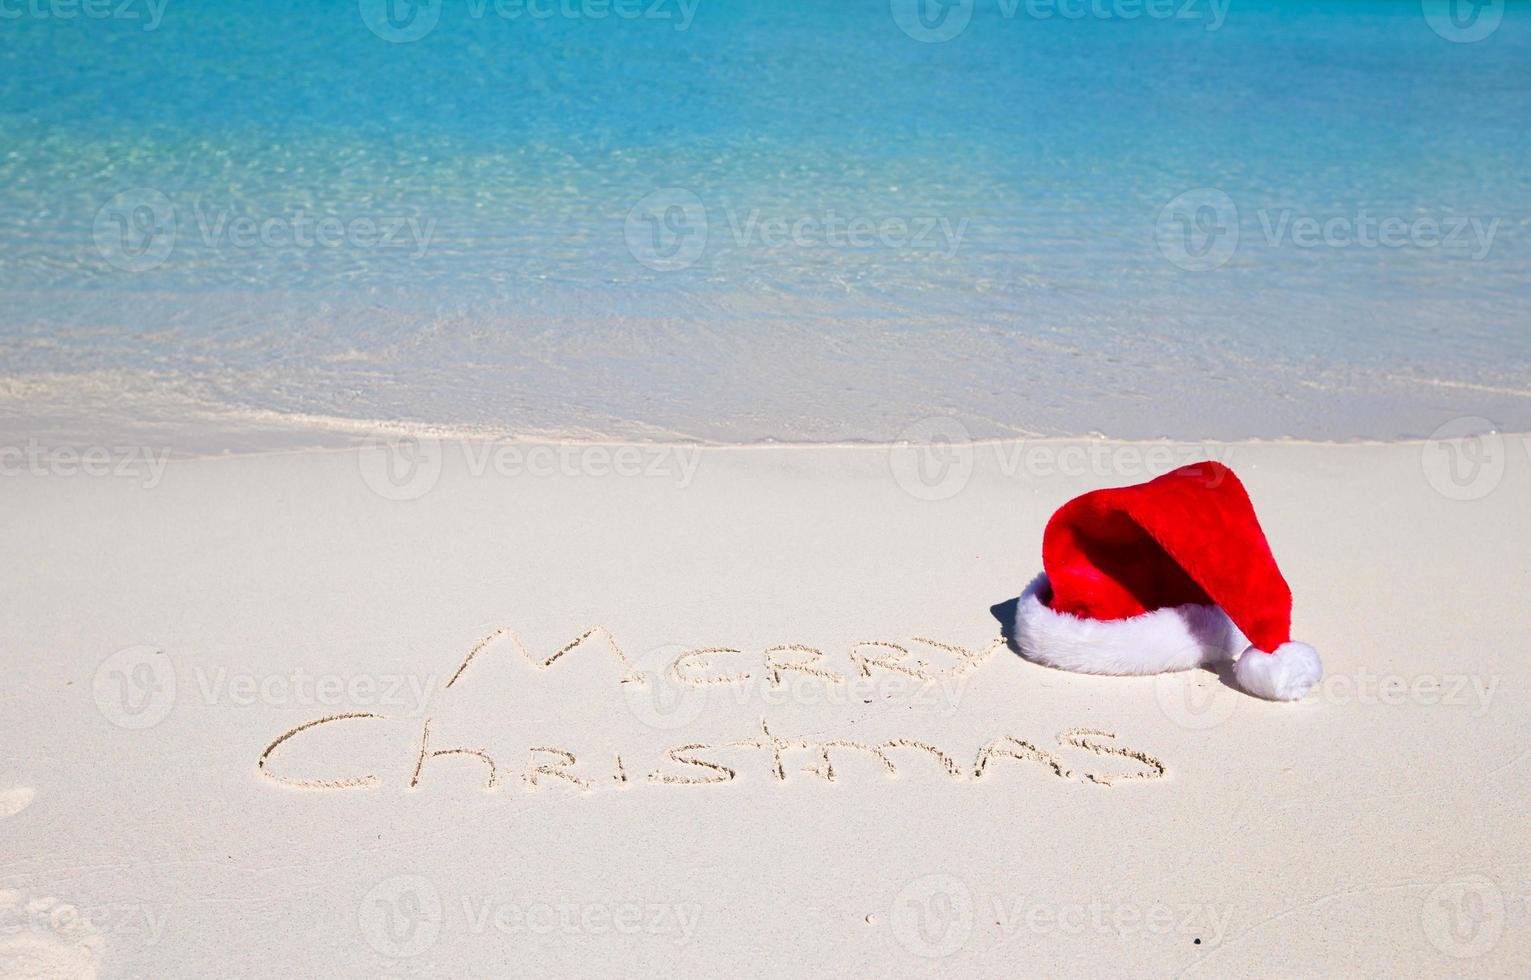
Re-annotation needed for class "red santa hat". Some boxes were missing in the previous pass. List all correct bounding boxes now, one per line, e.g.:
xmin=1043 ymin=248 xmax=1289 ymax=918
xmin=1012 ymin=460 xmax=1322 ymax=701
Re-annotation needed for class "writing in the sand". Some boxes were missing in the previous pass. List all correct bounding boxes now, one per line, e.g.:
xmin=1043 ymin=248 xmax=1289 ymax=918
xmin=257 ymin=626 xmax=1169 ymax=792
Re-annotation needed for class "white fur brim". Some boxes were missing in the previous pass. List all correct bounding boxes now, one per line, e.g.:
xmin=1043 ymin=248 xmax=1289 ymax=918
xmin=1011 ymin=573 xmax=1249 ymax=676
xmin=1233 ymin=642 xmax=1322 ymax=701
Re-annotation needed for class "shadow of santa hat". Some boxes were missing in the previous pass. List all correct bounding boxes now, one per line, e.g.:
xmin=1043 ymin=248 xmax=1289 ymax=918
xmin=1012 ymin=460 xmax=1322 ymax=701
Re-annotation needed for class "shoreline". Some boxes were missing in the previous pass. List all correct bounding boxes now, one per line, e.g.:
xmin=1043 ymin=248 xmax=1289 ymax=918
xmin=3 ymin=405 xmax=1526 ymax=460
xmin=7 ymin=298 xmax=1531 ymax=454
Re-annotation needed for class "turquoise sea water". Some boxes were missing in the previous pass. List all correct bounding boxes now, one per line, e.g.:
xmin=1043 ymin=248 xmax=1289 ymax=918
xmin=2 ymin=0 xmax=1529 ymax=444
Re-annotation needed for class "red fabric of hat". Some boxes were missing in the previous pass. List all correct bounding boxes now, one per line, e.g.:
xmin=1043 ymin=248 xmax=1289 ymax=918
xmin=1012 ymin=460 xmax=1322 ymax=701
xmin=1042 ymin=461 xmax=1291 ymax=653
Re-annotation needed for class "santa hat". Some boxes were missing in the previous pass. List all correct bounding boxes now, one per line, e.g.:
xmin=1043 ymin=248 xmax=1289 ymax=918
xmin=1012 ymin=460 xmax=1322 ymax=701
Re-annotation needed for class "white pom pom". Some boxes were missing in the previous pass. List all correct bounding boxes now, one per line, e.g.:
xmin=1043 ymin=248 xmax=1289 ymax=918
xmin=1234 ymin=642 xmax=1322 ymax=701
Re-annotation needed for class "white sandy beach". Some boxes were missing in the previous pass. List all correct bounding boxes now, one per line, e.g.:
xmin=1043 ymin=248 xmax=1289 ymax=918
xmin=1 ymin=432 xmax=1528 ymax=977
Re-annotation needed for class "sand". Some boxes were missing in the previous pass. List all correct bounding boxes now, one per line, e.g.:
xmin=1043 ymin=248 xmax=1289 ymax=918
xmin=1 ymin=432 xmax=1528 ymax=977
